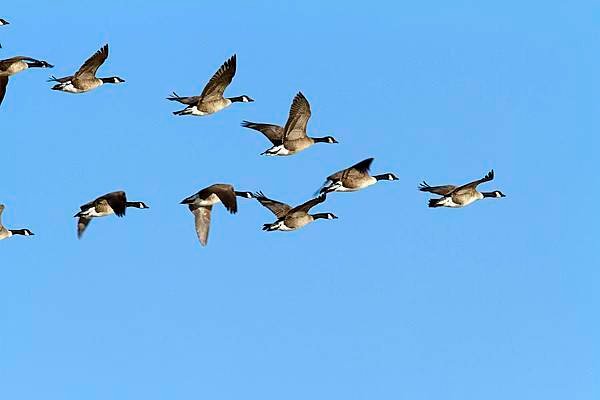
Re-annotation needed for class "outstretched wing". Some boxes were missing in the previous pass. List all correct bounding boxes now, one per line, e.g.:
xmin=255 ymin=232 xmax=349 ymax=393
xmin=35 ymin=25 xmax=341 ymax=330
xmin=0 ymin=56 xmax=41 ymax=69
xmin=340 ymin=157 xmax=374 ymax=180
xmin=103 ymin=191 xmax=127 ymax=217
xmin=207 ymin=184 xmax=238 ymax=214
xmin=454 ymin=170 xmax=495 ymax=193
xmin=241 ymin=121 xmax=284 ymax=145
xmin=190 ymin=204 xmax=212 ymax=247
xmin=283 ymin=92 xmax=311 ymax=142
xmin=199 ymin=54 xmax=236 ymax=101
xmin=418 ymin=181 xmax=457 ymax=196
xmin=289 ymin=193 xmax=327 ymax=214
xmin=0 ymin=76 xmax=8 ymax=106
xmin=0 ymin=204 xmax=4 ymax=227
xmin=166 ymin=92 xmax=201 ymax=105
xmin=48 ymin=75 xmax=74 ymax=83
xmin=75 ymin=44 xmax=109 ymax=79
xmin=253 ymin=191 xmax=291 ymax=218
xmin=77 ymin=217 xmax=92 ymax=239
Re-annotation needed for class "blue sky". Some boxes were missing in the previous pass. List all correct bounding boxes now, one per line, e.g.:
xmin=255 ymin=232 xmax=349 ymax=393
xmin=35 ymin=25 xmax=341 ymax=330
xmin=1 ymin=1 xmax=598 ymax=399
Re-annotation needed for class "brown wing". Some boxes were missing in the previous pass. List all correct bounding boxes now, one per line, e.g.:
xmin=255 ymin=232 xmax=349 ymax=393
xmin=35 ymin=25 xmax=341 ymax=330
xmin=49 ymin=75 xmax=74 ymax=83
xmin=190 ymin=204 xmax=212 ymax=247
xmin=199 ymin=54 xmax=236 ymax=101
xmin=453 ymin=170 xmax=495 ymax=194
xmin=74 ymin=44 xmax=109 ymax=79
xmin=289 ymin=193 xmax=327 ymax=214
xmin=166 ymin=92 xmax=201 ymax=105
xmin=0 ymin=56 xmax=39 ymax=69
xmin=0 ymin=204 xmax=4 ymax=227
xmin=253 ymin=191 xmax=291 ymax=218
xmin=206 ymin=184 xmax=238 ymax=214
xmin=241 ymin=121 xmax=284 ymax=145
xmin=283 ymin=92 xmax=311 ymax=141
xmin=418 ymin=182 xmax=457 ymax=196
xmin=102 ymin=190 xmax=127 ymax=217
xmin=340 ymin=158 xmax=374 ymax=180
xmin=77 ymin=217 xmax=92 ymax=239
xmin=0 ymin=76 xmax=8 ymax=106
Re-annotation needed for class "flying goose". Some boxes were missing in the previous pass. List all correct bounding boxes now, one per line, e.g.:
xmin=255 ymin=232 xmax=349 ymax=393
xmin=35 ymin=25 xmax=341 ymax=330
xmin=0 ymin=204 xmax=34 ymax=240
xmin=74 ymin=191 xmax=149 ymax=238
xmin=254 ymin=192 xmax=337 ymax=231
xmin=0 ymin=18 xmax=9 ymax=49
xmin=242 ymin=92 xmax=338 ymax=156
xmin=0 ymin=55 xmax=53 ymax=106
xmin=168 ymin=54 xmax=253 ymax=116
xmin=180 ymin=184 xmax=253 ymax=246
xmin=49 ymin=44 xmax=125 ymax=93
xmin=319 ymin=158 xmax=398 ymax=194
xmin=419 ymin=169 xmax=506 ymax=208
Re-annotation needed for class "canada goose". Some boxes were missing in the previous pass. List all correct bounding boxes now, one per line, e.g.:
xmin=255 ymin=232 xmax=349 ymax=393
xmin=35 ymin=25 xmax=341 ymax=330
xmin=419 ymin=169 xmax=506 ymax=208
xmin=0 ymin=55 xmax=53 ymax=106
xmin=180 ymin=184 xmax=253 ymax=246
xmin=48 ymin=44 xmax=125 ymax=93
xmin=0 ymin=204 xmax=34 ymax=240
xmin=0 ymin=18 xmax=8 ymax=49
xmin=242 ymin=92 xmax=338 ymax=156
xmin=319 ymin=158 xmax=398 ymax=194
xmin=168 ymin=54 xmax=253 ymax=116
xmin=254 ymin=192 xmax=337 ymax=231
xmin=74 ymin=191 xmax=149 ymax=238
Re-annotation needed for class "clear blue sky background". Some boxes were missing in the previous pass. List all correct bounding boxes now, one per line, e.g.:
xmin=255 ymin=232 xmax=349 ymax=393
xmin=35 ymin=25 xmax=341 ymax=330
xmin=1 ymin=1 xmax=598 ymax=399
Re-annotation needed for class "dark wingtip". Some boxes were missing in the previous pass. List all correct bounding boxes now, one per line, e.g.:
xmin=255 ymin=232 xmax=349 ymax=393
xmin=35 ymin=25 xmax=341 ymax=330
xmin=253 ymin=191 xmax=266 ymax=200
xmin=428 ymin=199 xmax=441 ymax=208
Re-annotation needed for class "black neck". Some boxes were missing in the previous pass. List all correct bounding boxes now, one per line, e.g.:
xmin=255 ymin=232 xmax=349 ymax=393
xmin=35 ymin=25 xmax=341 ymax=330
xmin=100 ymin=77 xmax=119 ymax=83
xmin=27 ymin=60 xmax=49 ymax=68
xmin=9 ymin=229 xmax=29 ymax=236
xmin=312 ymin=137 xmax=330 ymax=143
xmin=312 ymin=213 xmax=330 ymax=220
xmin=228 ymin=96 xmax=246 ymax=103
xmin=482 ymin=191 xmax=497 ymax=198
xmin=373 ymin=174 xmax=390 ymax=181
xmin=125 ymin=201 xmax=142 ymax=208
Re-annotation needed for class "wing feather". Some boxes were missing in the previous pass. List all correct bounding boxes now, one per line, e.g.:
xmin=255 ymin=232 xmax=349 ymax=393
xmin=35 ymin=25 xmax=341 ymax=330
xmin=241 ymin=121 xmax=284 ymax=145
xmin=253 ymin=192 xmax=291 ymax=218
xmin=75 ymin=44 xmax=109 ymax=79
xmin=190 ymin=204 xmax=212 ymax=246
xmin=0 ymin=76 xmax=8 ymax=106
xmin=199 ymin=54 xmax=236 ymax=101
xmin=282 ymin=92 xmax=311 ymax=142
